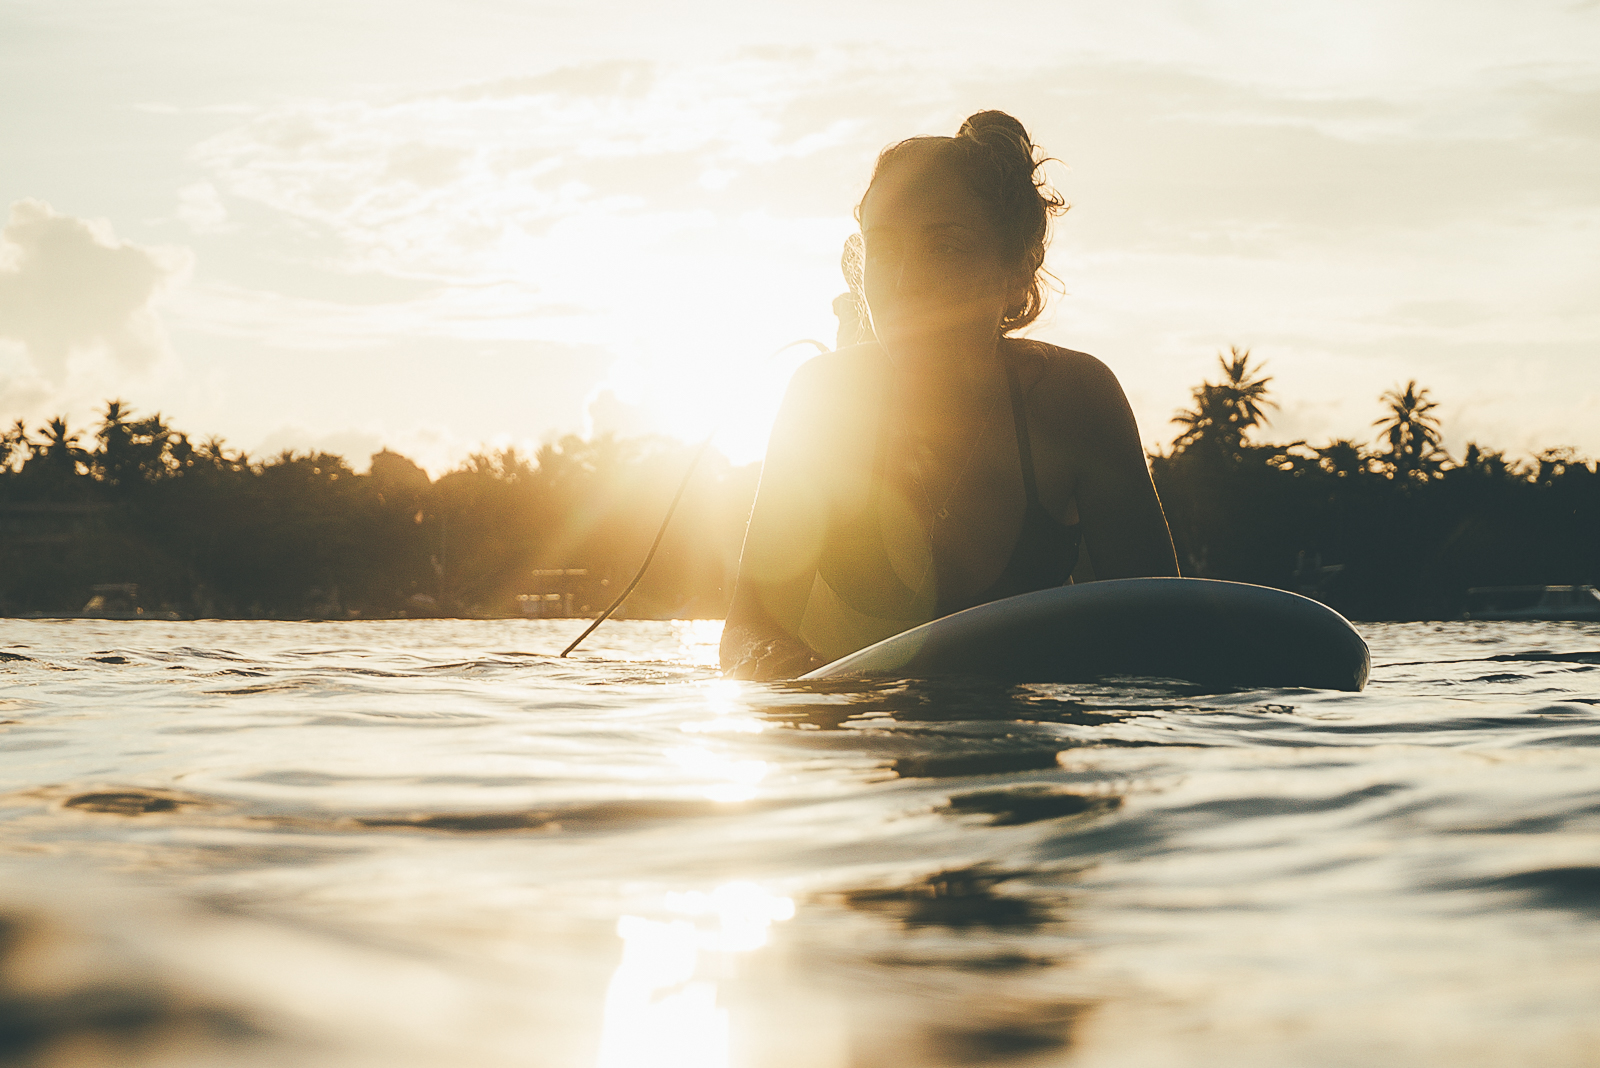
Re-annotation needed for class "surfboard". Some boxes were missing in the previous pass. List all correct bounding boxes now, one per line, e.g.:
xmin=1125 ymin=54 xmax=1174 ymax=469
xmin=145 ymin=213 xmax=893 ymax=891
xmin=800 ymin=577 xmax=1370 ymax=691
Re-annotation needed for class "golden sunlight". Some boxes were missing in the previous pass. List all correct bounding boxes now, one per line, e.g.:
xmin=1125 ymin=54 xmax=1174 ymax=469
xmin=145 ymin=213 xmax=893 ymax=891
xmin=596 ymin=882 xmax=795 ymax=1068
xmin=666 ymin=744 xmax=768 ymax=803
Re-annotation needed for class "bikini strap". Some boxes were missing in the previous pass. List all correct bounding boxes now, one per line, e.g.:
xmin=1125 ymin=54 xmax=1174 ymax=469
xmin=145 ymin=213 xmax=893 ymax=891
xmin=1005 ymin=357 xmax=1043 ymax=508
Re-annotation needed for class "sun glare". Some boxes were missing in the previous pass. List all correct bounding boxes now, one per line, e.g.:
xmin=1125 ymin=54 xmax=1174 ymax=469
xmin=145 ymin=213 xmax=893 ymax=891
xmin=667 ymin=744 xmax=768 ymax=803
xmin=591 ymin=329 xmax=830 ymax=465
xmin=680 ymin=677 xmax=767 ymax=735
xmin=584 ymin=217 xmax=850 ymax=464
xmin=596 ymin=882 xmax=796 ymax=1068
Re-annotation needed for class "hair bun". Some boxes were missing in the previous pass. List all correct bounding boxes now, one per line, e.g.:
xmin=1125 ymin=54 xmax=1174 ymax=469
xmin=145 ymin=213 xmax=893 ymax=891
xmin=957 ymin=110 xmax=1033 ymax=155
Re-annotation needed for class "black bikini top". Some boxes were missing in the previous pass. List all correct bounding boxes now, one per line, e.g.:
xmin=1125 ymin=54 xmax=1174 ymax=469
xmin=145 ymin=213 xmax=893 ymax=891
xmin=817 ymin=352 xmax=1082 ymax=621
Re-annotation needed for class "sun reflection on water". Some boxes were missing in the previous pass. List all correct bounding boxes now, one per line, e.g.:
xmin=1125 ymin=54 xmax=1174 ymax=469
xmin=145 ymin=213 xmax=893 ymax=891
xmin=596 ymin=882 xmax=796 ymax=1068
xmin=670 ymin=619 xmax=725 ymax=667
xmin=666 ymin=744 xmax=768 ymax=802
xmin=681 ymin=678 xmax=768 ymax=736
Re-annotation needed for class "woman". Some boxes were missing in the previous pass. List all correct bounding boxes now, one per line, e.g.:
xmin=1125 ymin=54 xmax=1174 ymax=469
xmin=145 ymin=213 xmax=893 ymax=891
xmin=721 ymin=111 xmax=1178 ymax=679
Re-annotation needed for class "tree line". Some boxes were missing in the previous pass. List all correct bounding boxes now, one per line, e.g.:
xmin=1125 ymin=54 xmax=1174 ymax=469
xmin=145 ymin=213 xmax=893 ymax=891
xmin=0 ymin=405 xmax=755 ymax=619
xmin=1149 ymin=349 xmax=1598 ymax=618
xmin=1 ymin=356 xmax=1594 ymax=620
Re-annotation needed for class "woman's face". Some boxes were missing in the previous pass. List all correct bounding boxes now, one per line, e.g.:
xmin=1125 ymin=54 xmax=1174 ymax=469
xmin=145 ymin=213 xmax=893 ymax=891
xmin=858 ymin=150 xmax=1022 ymax=366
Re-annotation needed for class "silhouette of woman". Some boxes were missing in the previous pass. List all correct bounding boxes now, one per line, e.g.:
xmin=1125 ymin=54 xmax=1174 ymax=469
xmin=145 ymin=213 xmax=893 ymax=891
xmin=722 ymin=111 xmax=1179 ymax=679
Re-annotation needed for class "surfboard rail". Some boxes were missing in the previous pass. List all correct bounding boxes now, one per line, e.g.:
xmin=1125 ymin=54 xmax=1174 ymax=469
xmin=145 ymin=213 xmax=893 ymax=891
xmin=800 ymin=577 xmax=1370 ymax=691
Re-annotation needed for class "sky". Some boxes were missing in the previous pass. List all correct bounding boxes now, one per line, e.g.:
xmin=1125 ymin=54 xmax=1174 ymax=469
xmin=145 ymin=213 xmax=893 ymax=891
xmin=2 ymin=0 xmax=1597 ymax=472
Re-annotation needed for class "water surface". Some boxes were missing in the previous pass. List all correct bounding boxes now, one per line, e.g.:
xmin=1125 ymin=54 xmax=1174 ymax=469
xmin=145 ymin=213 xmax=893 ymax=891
xmin=2 ymin=618 xmax=1599 ymax=1066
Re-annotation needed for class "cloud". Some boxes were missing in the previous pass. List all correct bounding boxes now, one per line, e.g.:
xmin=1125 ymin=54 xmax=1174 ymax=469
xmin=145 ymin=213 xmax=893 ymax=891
xmin=0 ymin=350 xmax=53 ymax=420
xmin=0 ymin=199 xmax=192 ymax=379
xmin=186 ymin=53 xmax=874 ymax=284
xmin=172 ymin=53 xmax=882 ymax=423
xmin=168 ymin=279 xmax=594 ymax=351
xmin=162 ymin=44 xmax=1600 ymax=461
xmin=175 ymin=182 xmax=233 ymax=234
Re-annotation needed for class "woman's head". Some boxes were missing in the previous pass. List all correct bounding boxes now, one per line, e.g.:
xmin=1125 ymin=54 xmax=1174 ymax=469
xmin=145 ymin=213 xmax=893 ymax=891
xmin=855 ymin=111 xmax=1065 ymax=355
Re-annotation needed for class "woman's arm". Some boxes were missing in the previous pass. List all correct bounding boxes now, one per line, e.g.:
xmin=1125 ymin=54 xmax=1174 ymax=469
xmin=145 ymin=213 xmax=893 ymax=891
xmin=720 ymin=359 xmax=834 ymax=678
xmin=1054 ymin=355 xmax=1180 ymax=580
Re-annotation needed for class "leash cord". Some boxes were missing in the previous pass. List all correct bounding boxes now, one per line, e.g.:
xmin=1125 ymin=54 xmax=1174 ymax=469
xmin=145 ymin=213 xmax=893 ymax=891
xmin=559 ymin=434 xmax=714 ymax=658
xmin=557 ymin=337 xmax=829 ymax=658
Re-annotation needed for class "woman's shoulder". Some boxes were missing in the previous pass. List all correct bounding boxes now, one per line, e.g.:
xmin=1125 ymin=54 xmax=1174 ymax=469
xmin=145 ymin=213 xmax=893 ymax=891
xmin=785 ymin=341 xmax=892 ymax=400
xmin=1013 ymin=339 xmax=1124 ymax=401
xmin=771 ymin=343 xmax=891 ymax=441
xmin=799 ymin=340 xmax=890 ymax=376
xmin=1009 ymin=339 xmax=1138 ymax=449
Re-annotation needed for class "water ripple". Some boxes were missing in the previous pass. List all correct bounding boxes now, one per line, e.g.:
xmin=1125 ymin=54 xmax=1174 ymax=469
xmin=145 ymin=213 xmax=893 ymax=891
xmin=0 ymin=618 xmax=1598 ymax=1066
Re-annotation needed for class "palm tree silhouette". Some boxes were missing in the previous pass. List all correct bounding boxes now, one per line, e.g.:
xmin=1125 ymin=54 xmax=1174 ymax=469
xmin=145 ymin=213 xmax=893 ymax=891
xmin=1374 ymin=380 xmax=1444 ymax=481
xmin=1173 ymin=347 xmax=1275 ymax=455
xmin=34 ymin=417 xmax=87 ymax=479
xmin=1315 ymin=439 xmax=1373 ymax=478
xmin=1 ymin=419 xmax=30 ymax=472
xmin=96 ymin=399 xmax=132 ymax=486
xmin=1218 ymin=347 xmax=1274 ymax=430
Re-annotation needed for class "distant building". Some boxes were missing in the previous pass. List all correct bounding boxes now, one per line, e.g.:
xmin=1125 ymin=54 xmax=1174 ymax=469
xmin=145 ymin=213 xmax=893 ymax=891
xmin=519 ymin=569 xmax=590 ymax=618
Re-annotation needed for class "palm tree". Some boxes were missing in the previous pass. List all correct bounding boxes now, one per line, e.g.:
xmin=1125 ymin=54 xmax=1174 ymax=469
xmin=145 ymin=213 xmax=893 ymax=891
xmin=1316 ymin=439 xmax=1373 ymax=479
xmin=1457 ymin=442 xmax=1518 ymax=481
xmin=1172 ymin=383 xmax=1235 ymax=450
xmin=199 ymin=436 xmax=246 ymax=472
xmin=127 ymin=413 xmax=173 ymax=482
xmin=168 ymin=431 xmax=196 ymax=473
xmin=1374 ymin=380 xmax=1444 ymax=481
xmin=0 ymin=419 xmax=30 ymax=472
xmin=33 ymin=417 xmax=87 ymax=479
xmin=95 ymin=399 xmax=133 ymax=486
xmin=91 ymin=401 xmax=175 ymax=489
xmin=1218 ymin=347 xmax=1274 ymax=431
xmin=1172 ymin=347 xmax=1275 ymax=456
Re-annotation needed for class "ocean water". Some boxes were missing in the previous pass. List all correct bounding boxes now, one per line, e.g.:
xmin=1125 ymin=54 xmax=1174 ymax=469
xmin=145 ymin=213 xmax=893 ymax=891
xmin=1 ymin=618 xmax=1599 ymax=1067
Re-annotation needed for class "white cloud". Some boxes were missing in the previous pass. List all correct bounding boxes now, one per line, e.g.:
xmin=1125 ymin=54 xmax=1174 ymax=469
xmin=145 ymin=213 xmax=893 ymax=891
xmin=186 ymin=53 xmax=870 ymax=284
xmin=0 ymin=199 xmax=191 ymax=379
xmin=144 ymin=42 xmax=1600 ymax=461
xmin=166 ymin=55 xmax=880 ymax=459
xmin=175 ymin=182 xmax=232 ymax=234
xmin=0 ymin=341 xmax=53 ymax=421
xmin=168 ymin=279 xmax=591 ymax=351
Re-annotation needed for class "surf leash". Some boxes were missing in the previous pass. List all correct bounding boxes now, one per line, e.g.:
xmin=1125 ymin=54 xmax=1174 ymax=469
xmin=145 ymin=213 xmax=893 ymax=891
xmin=559 ymin=338 xmax=830 ymax=658
xmin=559 ymin=433 xmax=713 ymax=658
